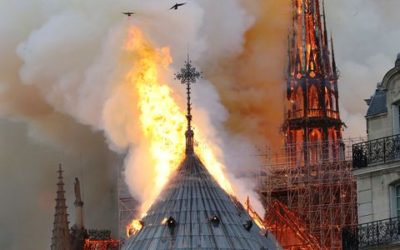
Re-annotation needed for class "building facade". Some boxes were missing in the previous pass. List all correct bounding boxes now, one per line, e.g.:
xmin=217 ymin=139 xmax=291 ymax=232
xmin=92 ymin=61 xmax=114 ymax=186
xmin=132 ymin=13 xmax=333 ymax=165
xmin=350 ymin=54 xmax=400 ymax=249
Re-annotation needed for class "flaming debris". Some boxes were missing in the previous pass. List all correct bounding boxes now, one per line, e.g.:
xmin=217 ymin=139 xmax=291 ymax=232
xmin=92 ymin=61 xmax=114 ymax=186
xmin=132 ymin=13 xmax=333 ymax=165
xmin=127 ymin=219 xmax=143 ymax=237
xmin=123 ymin=26 xmax=233 ymax=235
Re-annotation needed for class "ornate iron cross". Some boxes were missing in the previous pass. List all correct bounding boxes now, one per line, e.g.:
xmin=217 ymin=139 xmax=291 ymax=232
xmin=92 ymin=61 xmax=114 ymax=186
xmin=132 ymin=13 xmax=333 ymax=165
xmin=175 ymin=56 xmax=202 ymax=155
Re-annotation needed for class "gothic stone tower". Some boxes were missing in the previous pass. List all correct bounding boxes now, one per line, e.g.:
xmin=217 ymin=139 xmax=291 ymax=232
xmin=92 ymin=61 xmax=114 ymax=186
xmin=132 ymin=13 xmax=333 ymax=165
xmin=284 ymin=0 xmax=343 ymax=166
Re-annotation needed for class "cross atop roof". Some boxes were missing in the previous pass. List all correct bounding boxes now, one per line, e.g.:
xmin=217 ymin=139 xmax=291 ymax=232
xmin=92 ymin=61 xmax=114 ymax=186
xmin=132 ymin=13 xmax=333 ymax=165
xmin=175 ymin=55 xmax=202 ymax=155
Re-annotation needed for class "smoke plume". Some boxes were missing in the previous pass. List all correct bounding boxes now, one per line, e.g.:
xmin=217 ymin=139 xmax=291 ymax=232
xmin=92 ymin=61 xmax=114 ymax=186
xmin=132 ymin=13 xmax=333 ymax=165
xmin=0 ymin=0 xmax=282 ymax=248
xmin=325 ymin=0 xmax=400 ymax=139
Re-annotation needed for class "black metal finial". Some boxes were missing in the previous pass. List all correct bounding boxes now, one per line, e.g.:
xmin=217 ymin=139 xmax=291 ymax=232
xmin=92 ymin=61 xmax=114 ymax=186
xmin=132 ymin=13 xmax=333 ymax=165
xmin=175 ymin=55 xmax=202 ymax=155
xmin=58 ymin=163 xmax=63 ymax=180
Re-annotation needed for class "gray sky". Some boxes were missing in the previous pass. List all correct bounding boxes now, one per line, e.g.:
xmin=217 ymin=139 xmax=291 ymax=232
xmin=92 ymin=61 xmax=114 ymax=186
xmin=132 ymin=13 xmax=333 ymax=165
xmin=326 ymin=0 xmax=400 ymax=138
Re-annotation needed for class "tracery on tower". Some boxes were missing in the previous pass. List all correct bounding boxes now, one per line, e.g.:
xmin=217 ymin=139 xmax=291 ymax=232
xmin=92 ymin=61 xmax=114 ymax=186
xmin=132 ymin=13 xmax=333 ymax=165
xmin=285 ymin=0 xmax=344 ymax=166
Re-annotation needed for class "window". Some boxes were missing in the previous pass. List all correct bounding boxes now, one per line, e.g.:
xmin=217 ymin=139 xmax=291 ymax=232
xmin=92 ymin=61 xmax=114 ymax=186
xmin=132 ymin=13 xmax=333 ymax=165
xmin=389 ymin=181 xmax=400 ymax=218
xmin=393 ymin=104 xmax=400 ymax=135
xmin=309 ymin=129 xmax=322 ymax=164
xmin=324 ymin=87 xmax=331 ymax=110
xmin=308 ymin=85 xmax=319 ymax=110
xmin=396 ymin=185 xmax=400 ymax=217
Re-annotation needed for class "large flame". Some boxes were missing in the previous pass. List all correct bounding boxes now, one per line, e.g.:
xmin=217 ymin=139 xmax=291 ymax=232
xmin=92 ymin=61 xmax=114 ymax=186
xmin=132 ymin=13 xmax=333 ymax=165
xmin=124 ymin=26 xmax=233 ymax=235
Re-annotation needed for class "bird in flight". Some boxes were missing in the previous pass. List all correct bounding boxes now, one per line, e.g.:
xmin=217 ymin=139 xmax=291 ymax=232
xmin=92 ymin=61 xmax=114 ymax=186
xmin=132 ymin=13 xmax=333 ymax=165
xmin=170 ymin=3 xmax=186 ymax=10
xmin=123 ymin=12 xmax=134 ymax=17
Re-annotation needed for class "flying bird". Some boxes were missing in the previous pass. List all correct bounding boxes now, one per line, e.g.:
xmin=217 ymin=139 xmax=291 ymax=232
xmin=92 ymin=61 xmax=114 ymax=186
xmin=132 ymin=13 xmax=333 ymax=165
xmin=170 ymin=3 xmax=186 ymax=10
xmin=123 ymin=12 xmax=134 ymax=17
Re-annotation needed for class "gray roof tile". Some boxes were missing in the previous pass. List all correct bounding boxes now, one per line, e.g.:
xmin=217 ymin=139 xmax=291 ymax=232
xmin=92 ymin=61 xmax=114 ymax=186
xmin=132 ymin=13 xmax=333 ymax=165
xmin=123 ymin=154 xmax=280 ymax=250
xmin=366 ymin=89 xmax=387 ymax=117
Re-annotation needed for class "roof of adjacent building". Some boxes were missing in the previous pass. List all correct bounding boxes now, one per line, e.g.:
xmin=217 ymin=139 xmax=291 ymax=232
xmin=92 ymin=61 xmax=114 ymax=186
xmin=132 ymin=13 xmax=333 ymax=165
xmin=366 ymin=54 xmax=400 ymax=118
xmin=366 ymin=88 xmax=387 ymax=117
xmin=123 ymin=154 xmax=280 ymax=250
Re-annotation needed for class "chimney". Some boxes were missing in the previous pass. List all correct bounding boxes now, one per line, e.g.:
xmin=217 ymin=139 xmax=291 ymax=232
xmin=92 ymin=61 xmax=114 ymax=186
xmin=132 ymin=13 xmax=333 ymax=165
xmin=73 ymin=177 xmax=84 ymax=229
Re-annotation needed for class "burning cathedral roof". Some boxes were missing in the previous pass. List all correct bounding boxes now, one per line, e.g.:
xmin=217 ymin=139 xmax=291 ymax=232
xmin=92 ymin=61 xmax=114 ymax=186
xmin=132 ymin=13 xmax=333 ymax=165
xmin=122 ymin=59 xmax=280 ymax=249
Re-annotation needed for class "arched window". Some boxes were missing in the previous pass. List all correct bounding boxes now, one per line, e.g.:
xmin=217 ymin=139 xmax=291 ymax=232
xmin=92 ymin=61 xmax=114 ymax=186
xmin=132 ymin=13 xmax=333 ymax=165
xmin=287 ymin=129 xmax=305 ymax=167
xmin=308 ymin=85 xmax=319 ymax=110
xmin=290 ymin=87 xmax=304 ymax=110
xmin=296 ymin=87 xmax=304 ymax=112
xmin=309 ymin=128 xmax=322 ymax=164
xmin=331 ymin=93 xmax=337 ymax=111
xmin=289 ymin=87 xmax=304 ymax=119
xmin=325 ymin=87 xmax=332 ymax=110
xmin=328 ymin=128 xmax=336 ymax=161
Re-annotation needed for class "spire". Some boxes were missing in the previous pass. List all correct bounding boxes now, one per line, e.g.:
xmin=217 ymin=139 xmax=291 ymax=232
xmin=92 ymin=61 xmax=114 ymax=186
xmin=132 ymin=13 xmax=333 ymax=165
xmin=289 ymin=0 xmax=333 ymax=77
xmin=287 ymin=35 xmax=291 ymax=76
xmin=175 ymin=55 xmax=202 ymax=155
xmin=330 ymin=35 xmax=337 ymax=79
xmin=322 ymin=0 xmax=329 ymax=48
xmin=51 ymin=164 xmax=72 ymax=250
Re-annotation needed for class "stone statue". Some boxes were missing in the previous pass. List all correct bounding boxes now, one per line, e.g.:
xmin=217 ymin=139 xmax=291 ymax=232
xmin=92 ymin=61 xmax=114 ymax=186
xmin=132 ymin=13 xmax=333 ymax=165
xmin=74 ymin=177 xmax=82 ymax=204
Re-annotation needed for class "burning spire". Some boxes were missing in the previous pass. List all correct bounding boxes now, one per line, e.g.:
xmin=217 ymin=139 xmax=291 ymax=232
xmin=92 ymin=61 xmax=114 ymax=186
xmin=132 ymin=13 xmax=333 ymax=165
xmin=288 ymin=0 xmax=335 ymax=78
xmin=124 ymin=27 xmax=234 ymax=235
xmin=50 ymin=164 xmax=72 ymax=250
xmin=330 ymin=35 xmax=338 ymax=80
xmin=266 ymin=2 xmax=356 ymax=249
xmin=123 ymin=56 xmax=279 ymax=250
xmin=284 ymin=0 xmax=344 ymax=164
xmin=175 ymin=55 xmax=202 ymax=155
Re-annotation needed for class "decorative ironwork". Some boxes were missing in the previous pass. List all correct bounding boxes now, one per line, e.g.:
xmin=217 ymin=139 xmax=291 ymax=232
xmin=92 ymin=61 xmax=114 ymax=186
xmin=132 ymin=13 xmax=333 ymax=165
xmin=175 ymin=55 xmax=202 ymax=155
xmin=342 ymin=217 xmax=400 ymax=250
xmin=352 ymin=134 xmax=400 ymax=169
xmin=287 ymin=109 xmax=339 ymax=119
xmin=175 ymin=57 xmax=202 ymax=85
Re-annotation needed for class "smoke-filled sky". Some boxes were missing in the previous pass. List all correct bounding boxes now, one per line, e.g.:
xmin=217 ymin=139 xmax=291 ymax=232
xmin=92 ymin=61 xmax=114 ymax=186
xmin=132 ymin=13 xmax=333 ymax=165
xmin=0 ymin=0 xmax=399 ymax=249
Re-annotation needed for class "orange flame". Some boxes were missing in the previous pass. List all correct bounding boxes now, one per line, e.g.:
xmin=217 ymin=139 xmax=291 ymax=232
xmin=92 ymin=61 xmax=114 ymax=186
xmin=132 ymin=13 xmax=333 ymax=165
xmin=123 ymin=26 xmax=233 ymax=235
xmin=126 ymin=219 xmax=143 ymax=237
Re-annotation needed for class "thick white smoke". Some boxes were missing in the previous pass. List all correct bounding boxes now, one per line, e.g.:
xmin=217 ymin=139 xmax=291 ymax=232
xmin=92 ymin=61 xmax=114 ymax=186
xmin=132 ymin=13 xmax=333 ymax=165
xmin=325 ymin=0 xmax=400 ymax=139
xmin=15 ymin=0 xmax=261 ymax=200
xmin=0 ymin=0 xmax=265 ymax=249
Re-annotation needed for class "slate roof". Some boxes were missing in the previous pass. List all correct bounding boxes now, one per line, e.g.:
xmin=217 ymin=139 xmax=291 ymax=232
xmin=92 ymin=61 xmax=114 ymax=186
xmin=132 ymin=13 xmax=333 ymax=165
xmin=366 ymin=89 xmax=387 ymax=117
xmin=123 ymin=154 xmax=280 ymax=250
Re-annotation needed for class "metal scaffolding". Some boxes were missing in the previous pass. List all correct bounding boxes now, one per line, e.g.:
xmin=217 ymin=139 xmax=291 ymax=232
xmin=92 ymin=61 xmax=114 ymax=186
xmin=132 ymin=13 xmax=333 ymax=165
xmin=261 ymin=138 xmax=362 ymax=249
